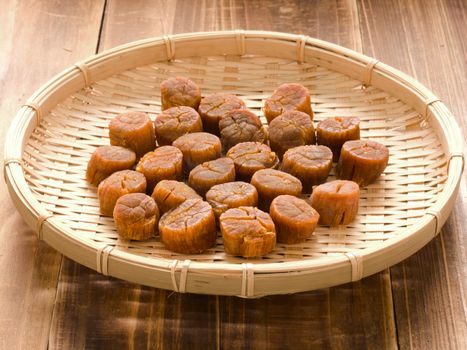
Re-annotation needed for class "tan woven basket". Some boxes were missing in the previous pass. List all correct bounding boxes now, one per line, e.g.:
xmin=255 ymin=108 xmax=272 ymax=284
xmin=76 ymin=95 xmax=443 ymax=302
xmin=4 ymin=31 xmax=463 ymax=297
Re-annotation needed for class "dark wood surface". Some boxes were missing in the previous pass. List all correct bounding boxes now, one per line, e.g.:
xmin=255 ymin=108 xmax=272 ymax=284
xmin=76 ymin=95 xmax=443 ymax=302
xmin=0 ymin=1 xmax=465 ymax=349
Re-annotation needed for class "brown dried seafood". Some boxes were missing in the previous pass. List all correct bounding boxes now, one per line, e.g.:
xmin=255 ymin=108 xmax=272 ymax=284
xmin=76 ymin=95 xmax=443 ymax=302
xmin=86 ymin=145 xmax=136 ymax=186
xmin=172 ymin=132 xmax=222 ymax=172
xmin=159 ymin=199 xmax=217 ymax=254
xmin=220 ymin=206 xmax=276 ymax=258
xmin=309 ymin=180 xmax=359 ymax=226
xmin=113 ymin=193 xmax=159 ymax=240
xmin=160 ymin=76 xmax=201 ymax=111
xmin=268 ymin=110 xmax=315 ymax=159
xmin=188 ymin=157 xmax=236 ymax=196
xmin=109 ymin=111 xmax=155 ymax=158
xmin=269 ymin=195 xmax=319 ymax=244
xmin=219 ymin=109 xmax=267 ymax=150
xmin=336 ymin=140 xmax=389 ymax=186
xmin=97 ymin=170 xmax=147 ymax=216
xmin=206 ymin=181 xmax=258 ymax=217
xmin=198 ymin=93 xmax=246 ymax=134
xmin=154 ymin=106 xmax=203 ymax=146
xmin=135 ymin=146 xmax=183 ymax=193
xmin=316 ymin=117 xmax=360 ymax=161
xmin=151 ymin=180 xmax=201 ymax=214
xmin=281 ymin=145 xmax=333 ymax=193
xmin=250 ymin=169 xmax=302 ymax=211
xmin=226 ymin=142 xmax=279 ymax=181
xmin=263 ymin=83 xmax=313 ymax=123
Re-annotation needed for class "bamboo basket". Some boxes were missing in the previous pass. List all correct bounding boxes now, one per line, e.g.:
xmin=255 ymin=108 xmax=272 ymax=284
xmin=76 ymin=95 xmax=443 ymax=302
xmin=4 ymin=31 xmax=463 ymax=297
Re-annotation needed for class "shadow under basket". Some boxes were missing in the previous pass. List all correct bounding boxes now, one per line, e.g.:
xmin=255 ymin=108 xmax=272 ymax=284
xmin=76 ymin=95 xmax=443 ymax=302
xmin=4 ymin=31 xmax=464 ymax=297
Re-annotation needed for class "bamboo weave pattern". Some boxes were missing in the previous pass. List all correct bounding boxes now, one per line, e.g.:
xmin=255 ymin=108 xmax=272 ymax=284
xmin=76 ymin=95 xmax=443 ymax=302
xmin=22 ymin=54 xmax=447 ymax=264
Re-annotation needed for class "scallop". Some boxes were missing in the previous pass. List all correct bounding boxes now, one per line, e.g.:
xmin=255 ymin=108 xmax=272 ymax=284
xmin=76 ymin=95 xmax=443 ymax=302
xmin=219 ymin=109 xmax=267 ymax=150
xmin=226 ymin=142 xmax=279 ymax=181
xmin=198 ymin=93 xmax=246 ymax=135
xmin=135 ymin=146 xmax=183 ymax=193
xmin=250 ymin=169 xmax=302 ymax=211
xmin=151 ymin=180 xmax=201 ymax=214
xmin=160 ymin=76 xmax=201 ymax=110
xmin=97 ymin=170 xmax=147 ymax=216
xmin=188 ymin=157 xmax=236 ymax=196
xmin=172 ymin=132 xmax=222 ymax=172
xmin=268 ymin=110 xmax=315 ymax=159
xmin=86 ymin=145 xmax=136 ymax=186
xmin=281 ymin=145 xmax=333 ymax=193
xmin=109 ymin=111 xmax=156 ymax=158
xmin=220 ymin=206 xmax=276 ymax=258
xmin=263 ymin=83 xmax=313 ymax=124
xmin=309 ymin=180 xmax=359 ymax=226
xmin=158 ymin=199 xmax=217 ymax=254
xmin=113 ymin=193 xmax=159 ymax=241
xmin=154 ymin=106 xmax=203 ymax=146
xmin=206 ymin=181 xmax=258 ymax=217
xmin=269 ymin=195 xmax=319 ymax=244
xmin=336 ymin=140 xmax=389 ymax=186
xmin=316 ymin=117 xmax=360 ymax=161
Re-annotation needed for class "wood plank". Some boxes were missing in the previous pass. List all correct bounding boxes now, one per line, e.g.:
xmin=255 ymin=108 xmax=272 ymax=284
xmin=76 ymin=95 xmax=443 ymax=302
xmin=98 ymin=0 xmax=177 ymax=50
xmin=172 ymin=0 xmax=362 ymax=51
xmin=99 ymin=0 xmax=363 ymax=52
xmin=358 ymin=0 xmax=467 ymax=348
xmin=0 ymin=1 xmax=105 ymax=349
xmin=48 ymin=259 xmax=218 ymax=349
xmin=220 ymin=272 xmax=396 ymax=349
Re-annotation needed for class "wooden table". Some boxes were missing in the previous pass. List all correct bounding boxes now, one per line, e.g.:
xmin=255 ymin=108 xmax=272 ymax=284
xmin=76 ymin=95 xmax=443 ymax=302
xmin=1 ymin=1 xmax=465 ymax=349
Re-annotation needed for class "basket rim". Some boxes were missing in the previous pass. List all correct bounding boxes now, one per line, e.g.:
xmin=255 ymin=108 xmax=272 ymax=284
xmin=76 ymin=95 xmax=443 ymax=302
xmin=3 ymin=30 xmax=464 ymax=296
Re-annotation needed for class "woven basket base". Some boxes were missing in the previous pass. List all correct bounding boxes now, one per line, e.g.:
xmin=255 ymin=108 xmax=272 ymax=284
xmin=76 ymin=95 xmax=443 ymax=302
xmin=23 ymin=54 xmax=447 ymax=265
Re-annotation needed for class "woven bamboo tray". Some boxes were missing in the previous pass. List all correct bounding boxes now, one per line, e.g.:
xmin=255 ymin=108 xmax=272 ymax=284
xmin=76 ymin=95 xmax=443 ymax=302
xmin=4 ymin=31 xmax=463 ymax=297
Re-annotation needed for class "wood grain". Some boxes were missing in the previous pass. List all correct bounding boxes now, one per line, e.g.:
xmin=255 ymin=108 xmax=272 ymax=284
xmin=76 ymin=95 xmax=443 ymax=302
xmin=358 ymin=0 xmax=467 ymax=348
xmin=99 ymin=0 xmax=177 ymax=50
xmin=0 ymin=1 xmax=105 ymax=349
xmin=48 ymin=260 xmax=218 ymax=349
xmin=173 ymin=0 xmax=362 ymax=51
xmin=220 ymin=272 xmax=396 ymax=350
